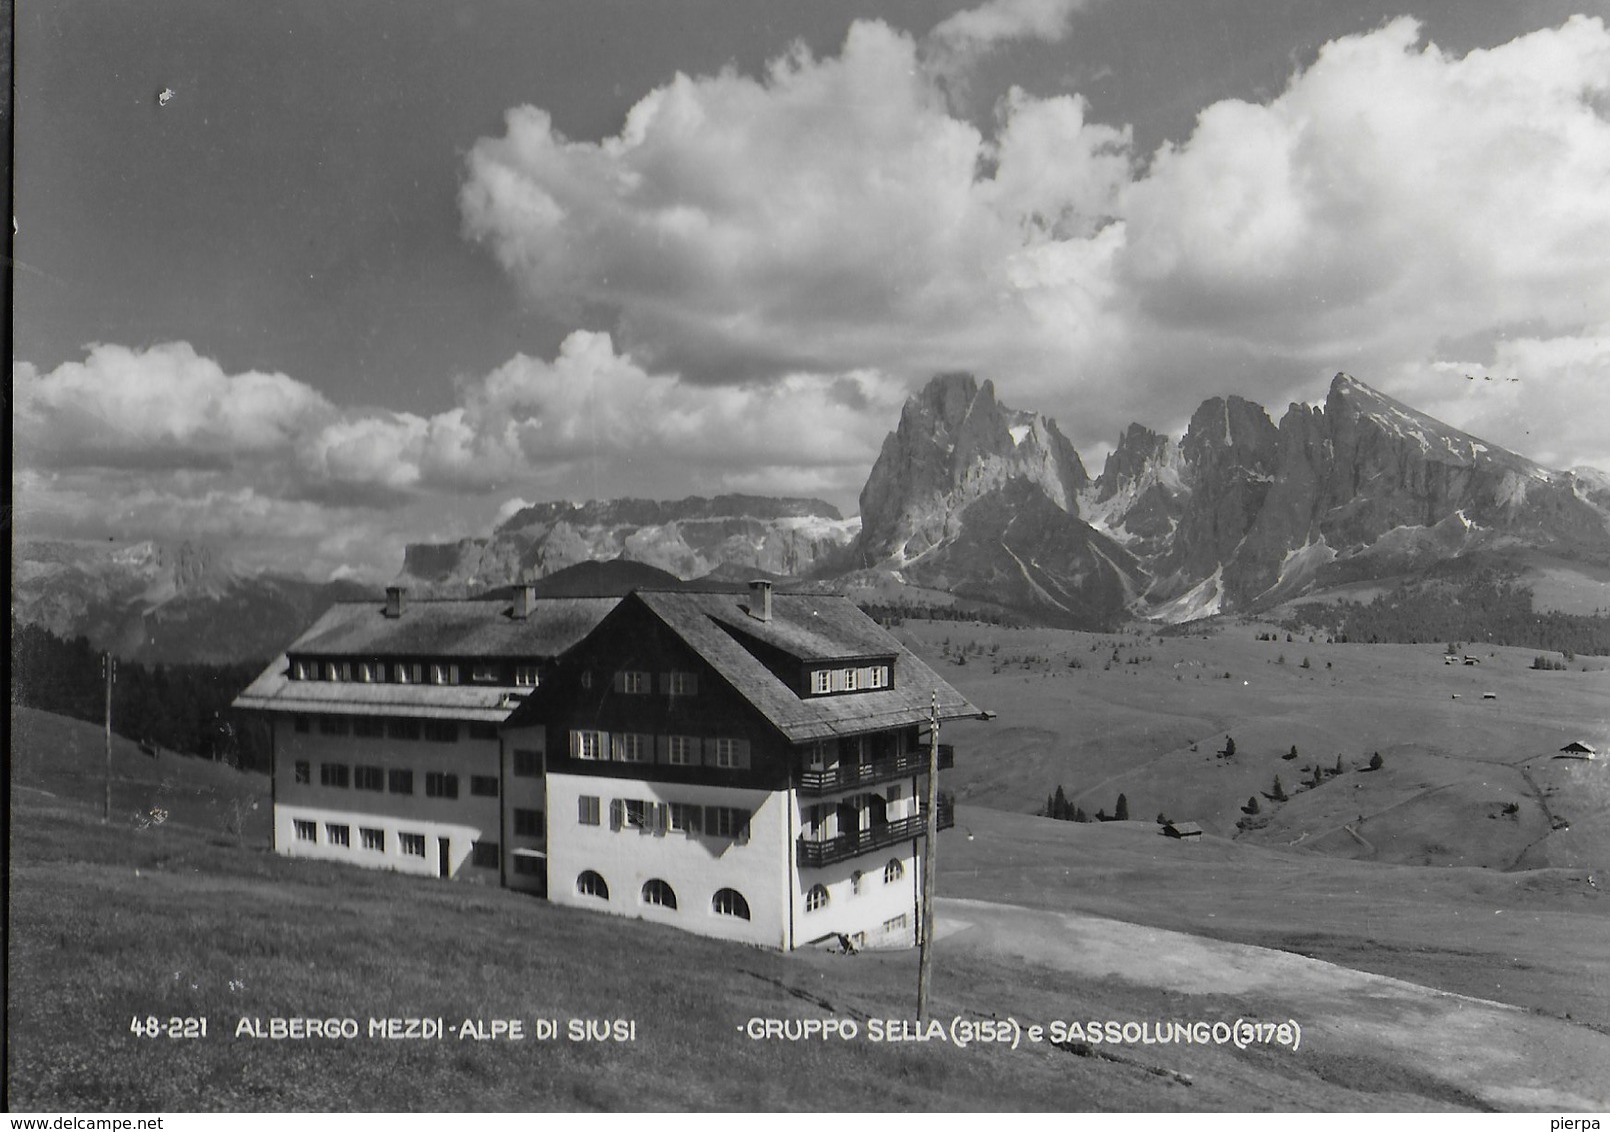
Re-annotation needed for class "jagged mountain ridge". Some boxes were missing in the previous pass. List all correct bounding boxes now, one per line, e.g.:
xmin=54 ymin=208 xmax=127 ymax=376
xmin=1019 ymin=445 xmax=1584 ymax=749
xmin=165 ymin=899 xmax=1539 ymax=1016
xmin=1085 ymin=374 xmax=1610 ymax=618
xmin=398 ymin=494 xmax=860 ymax=592
xmin=399 ymin=372 xmax=1610 ymax=629
xmin=20 ymin=375 xmax=1608 ymax=655
xmin=843 ymin=373 xmax=1141 ymax=628
xmin=12 ymin=539 xmax=371 ymax=664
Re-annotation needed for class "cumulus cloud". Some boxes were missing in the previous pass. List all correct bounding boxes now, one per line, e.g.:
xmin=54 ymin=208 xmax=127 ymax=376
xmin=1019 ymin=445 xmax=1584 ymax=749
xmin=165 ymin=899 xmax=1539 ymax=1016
xmin=14 ymin=333 xmax=906 ymax=575
xmin=1121 ymin=17 xmax=1610 ymax=350
xmin=14 ymin=341 xmax=333 ymax=470
xmin=460 ymin=13 xmax=1610 ymax=474
xmin=459 ymin=19 xmax=1131 ymax=390
xmin=21 ymin=14 xmax=1610 ymax=578
xmin=924 ymin=0 xmax=1088 ymax=97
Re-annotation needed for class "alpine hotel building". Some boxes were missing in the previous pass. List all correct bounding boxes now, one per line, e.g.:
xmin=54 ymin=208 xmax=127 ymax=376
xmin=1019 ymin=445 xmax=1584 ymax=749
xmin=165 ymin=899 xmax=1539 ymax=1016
xmin=235 ymin=580 xmax=976 ymax=951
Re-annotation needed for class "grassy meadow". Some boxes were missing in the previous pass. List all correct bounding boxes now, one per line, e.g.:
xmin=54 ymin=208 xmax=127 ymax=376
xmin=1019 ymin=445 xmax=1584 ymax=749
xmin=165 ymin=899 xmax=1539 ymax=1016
xmin=8 ymin=607 xmax=1610 ymax=1111
xmin=919 ymin=619 xmax=1610 ymax=867
xmin=10 ymin=749 xmax=1458 ymax=1113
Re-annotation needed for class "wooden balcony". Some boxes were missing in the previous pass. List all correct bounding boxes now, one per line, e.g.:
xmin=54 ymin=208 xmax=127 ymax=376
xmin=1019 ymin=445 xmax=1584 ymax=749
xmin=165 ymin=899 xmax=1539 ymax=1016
xmin=796 ymin=743 xmax=954 ymax=796
xmin=796 ymin=792 xmax=955 ymax=868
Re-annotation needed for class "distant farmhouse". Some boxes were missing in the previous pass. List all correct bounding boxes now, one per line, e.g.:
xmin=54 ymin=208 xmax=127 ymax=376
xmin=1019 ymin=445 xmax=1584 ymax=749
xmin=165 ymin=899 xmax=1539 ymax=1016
xmin=234 ymin=581 xmax=976 ymax=951
xmin=1163 ymin=821 xmax=1203 ymax=839
xmin=1556 ymin=741 xmax=1598 ymax=761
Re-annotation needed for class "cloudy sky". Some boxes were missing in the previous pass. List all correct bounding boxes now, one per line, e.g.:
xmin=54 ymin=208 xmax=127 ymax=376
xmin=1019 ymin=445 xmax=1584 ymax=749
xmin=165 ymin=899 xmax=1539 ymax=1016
xmin=14 ymin=0 xmax=1610 ymax=580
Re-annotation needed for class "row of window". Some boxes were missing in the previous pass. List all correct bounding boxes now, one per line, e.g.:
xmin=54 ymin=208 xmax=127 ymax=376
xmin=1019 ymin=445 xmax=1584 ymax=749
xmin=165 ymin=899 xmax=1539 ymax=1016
xmin=290 ymin=659 xmax=541 ymax=688
xmin=584 ymin=670 xmax=698 ymax=696
xmin=808 ymin=664 xmax=892 ymax=696
xmin=572 ymin=872 xmax=750 ymax=919
xmin=289 ymin=820 xmax=543 ymax=872
xmin=575 ymin=795 xmax=752 ymax=842
xmin=798 ymin=862 xmax=905 ymax=911
xmin=292 ymin=716 xmax=500 ymax=743
xmin=569 ymin=731 xmax=751 ymax=770
xmin=294 ymin=760 xmax=504 ymax=800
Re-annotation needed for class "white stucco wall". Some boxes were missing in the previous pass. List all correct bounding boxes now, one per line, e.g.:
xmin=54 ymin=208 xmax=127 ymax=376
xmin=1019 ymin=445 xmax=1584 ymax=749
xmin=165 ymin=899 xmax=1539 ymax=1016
xmin=274 ymin=802 xmax=498 ymax=879
xmin=790 ymin=780 xmax=925 ymax=950
xmin=271 ymin=716 xmax=501 ymax=880
xmin=546 ymin=772 xmax=789 ymax=948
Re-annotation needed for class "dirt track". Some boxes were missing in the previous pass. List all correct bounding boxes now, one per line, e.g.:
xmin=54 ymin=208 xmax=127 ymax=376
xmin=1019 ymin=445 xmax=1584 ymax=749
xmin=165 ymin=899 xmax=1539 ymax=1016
xmin=938 ymin=896 xmax=1610 ymax=1111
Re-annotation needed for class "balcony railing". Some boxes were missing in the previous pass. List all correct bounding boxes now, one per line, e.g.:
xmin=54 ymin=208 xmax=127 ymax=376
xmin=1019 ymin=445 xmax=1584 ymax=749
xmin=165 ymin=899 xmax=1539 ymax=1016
xmin=796 ymin=743 xmax=954 ymax=795
xmin=796 ymin=793 xmax=955 ymax=868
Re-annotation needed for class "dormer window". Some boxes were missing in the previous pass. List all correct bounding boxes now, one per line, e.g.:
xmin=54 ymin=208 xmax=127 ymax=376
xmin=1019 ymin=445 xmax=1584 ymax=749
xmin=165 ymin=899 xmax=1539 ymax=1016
xmin=470 ymin=663 xmax=500 ymax=684
xmin=808 ymin=664 xmax=891 ymax=696
xmin=514 ymin=665 xmax=540 ymax=688
xmin=429 ymin=663 xmax=460 ymax=686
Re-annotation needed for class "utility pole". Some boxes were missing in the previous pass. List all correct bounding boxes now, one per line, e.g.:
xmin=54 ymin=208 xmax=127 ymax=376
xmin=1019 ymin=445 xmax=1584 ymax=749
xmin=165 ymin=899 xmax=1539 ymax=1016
xmin=101 ymin=652 xmax=117 ymax=823
xmin=916 ymin=689 xmax=940 ymax=1022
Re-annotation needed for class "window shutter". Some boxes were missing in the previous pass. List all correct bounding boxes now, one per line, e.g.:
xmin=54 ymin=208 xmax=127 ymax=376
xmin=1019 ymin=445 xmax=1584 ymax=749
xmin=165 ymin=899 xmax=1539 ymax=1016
xmin=653 ymin=804 xmax=668 ymax=837
xmin=655 ymin=734 xmax=667 ymax=763
xmin=570 ymin=731 xmax=580 ymax=758
xmin=610 ymin=734 xmax=621 ymax=761
xmin=688 ymin=804 xmax=703 ymax=835
xmin=609 ymin=798 xmax=623 ymax=831
xmin=734 ymin=739 xmax=751 ymax=769
xmin=659 ymin=672 xmax=672 ymax=694
xmin=736 ymin=812 xmax=751 ymax=845
xmin=612 ymin=670 xmax=626 ymax=693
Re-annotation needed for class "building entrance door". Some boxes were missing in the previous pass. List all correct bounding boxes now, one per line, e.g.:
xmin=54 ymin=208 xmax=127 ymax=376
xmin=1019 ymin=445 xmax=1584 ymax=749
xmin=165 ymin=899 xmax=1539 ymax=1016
xmin=866 ymin=792 xmax=889 ymax=833
xmin=836 ymin=800 xmax=860 ymax=848
xmin=437 ymin=837 xmax=451 ymax=878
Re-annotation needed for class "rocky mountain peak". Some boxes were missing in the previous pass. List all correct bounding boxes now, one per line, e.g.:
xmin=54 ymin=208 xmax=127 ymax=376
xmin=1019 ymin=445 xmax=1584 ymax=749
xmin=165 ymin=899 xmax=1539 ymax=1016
xmin=401 ymin=493 xmax=859 ymax=592
xmin=1095 ymin=424 xmax=1172 ymax=503
xmin=853 ymin=372 xmax=1089 ymax=566
xmin=1181 ymin=394 xmax=1279 ymax=469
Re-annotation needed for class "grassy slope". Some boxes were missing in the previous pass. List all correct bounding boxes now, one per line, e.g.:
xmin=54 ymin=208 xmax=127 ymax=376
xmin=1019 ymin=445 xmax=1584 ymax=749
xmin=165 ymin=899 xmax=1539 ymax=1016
xmin=9 ymin=706 xmax=1560 ymax=1113
xmin=941 ymin=807 xmax=1610 ymax=1031
xmin=10 ymin=705 xmax=273 ymax=844
xmin=895 ymin=618 xmax=1610 ymax=1032
xmin=12 ymin=791 xmax=1476 ymax=1113
xmin=913 ymin=620 xmax=1610 ymax=870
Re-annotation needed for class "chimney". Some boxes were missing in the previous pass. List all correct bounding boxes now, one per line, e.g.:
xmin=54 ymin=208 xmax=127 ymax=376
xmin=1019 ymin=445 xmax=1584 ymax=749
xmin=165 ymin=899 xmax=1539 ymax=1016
xmin=747 ymin=579 xmax=773 ymax=623
xmin=384 ymin=586 xmax=406 ymax=619
xmin=512 ymin=585 xmax=536 ymax=620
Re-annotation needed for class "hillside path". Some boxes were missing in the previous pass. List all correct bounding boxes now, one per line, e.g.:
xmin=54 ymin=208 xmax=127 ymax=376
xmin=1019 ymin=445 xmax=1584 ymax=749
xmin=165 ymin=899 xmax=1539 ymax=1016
xmin=936 ymin=896 xmax=1609 ymax=1111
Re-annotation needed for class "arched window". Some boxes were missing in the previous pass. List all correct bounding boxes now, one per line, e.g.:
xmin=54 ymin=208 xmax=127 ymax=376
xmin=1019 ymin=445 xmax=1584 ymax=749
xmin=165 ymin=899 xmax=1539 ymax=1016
xmin=805 ymin=884 xmax=829 ymax=912
xmin=576 ymin=870 xmax=609 ymax=899
xmin=711 ymin=888 xmax=751 ymax=920
xmin=642 ymin=878 xmax=678 ymax=909
xmin=884 ymin=859 xmax=904 ymax=884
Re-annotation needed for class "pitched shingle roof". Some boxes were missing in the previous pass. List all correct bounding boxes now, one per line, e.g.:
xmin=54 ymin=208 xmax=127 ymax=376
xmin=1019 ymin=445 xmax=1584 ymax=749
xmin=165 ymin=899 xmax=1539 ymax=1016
xmin=233 ymin=664 xmax=524 ymax=722
xmin=606 ymin=590 xmax=977 ymax=742
xmin=233 ymin=596 xmax=619 ymax=720
xmin=289 ymin=597 xmax=619 ymax=657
